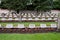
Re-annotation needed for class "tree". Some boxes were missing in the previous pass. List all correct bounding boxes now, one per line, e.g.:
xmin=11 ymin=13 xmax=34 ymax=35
xmin=33 ymin=0 xmax=53 ymax=16
xmin=0 ymin=0 xmax=53 ymax=13
xmin=0 ymin=0 xmax=27 ymax=13
xmin=53 ymin=0 xmax=60 ymax=10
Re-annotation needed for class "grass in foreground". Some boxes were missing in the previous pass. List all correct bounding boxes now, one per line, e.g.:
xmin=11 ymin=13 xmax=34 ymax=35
xmin=0 ymin=33 xmax=60 ymax=40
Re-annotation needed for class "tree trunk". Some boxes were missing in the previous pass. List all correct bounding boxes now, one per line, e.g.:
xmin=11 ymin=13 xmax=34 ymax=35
xmin=58 ymin=13 xmax=60 ymax=29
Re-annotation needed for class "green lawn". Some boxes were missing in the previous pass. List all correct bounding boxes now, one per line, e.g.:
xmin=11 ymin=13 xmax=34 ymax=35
xmin=0 ymin=33 xmax=60 ymax=40
xmin=0 ymin=22 xmax=57 ymax=27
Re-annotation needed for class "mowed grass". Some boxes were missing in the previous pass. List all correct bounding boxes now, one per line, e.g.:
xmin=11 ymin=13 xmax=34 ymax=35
xmin=0 ymin=22 xmax=57 ymax=27
xmin=0 ymin=33 xmax=60 ymax=40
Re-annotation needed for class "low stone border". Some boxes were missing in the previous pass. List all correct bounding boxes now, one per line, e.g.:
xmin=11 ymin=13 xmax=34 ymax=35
xmin=0 ymin=20 xmax=55 ymax=22
xmin=0 ymin=28 xmax=57 ymax=33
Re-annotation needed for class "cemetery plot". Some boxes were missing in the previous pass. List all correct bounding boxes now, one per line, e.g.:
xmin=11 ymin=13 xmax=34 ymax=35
xmin=0 ymin=22 xmax=57 ymax=28
xmin=0 ymin=12 xmax=58 ymax=22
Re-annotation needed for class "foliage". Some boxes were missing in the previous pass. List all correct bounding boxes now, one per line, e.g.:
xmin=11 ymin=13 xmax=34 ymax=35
xmin=0 ymin=0 xmax=60 ymax=13
xmin=53 ymin=0 xmax=60 ymax=10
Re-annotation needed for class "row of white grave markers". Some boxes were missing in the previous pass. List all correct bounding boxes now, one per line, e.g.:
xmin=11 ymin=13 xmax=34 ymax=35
xmin=0 ymin=24 xmax=57 ymax=28
xmin=0 ymin=13 xmax=58 ymax=18
xmin=0 ymin=17 xmax=57 ymax=21
xmin=1 ymin=18 xmax=20 ymax=20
